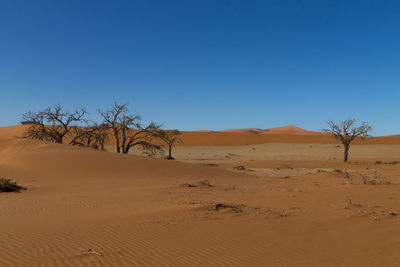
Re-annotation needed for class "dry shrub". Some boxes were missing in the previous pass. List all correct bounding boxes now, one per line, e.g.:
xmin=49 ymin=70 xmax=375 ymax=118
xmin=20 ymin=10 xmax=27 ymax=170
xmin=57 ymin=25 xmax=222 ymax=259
xmin=233 ymin=165 xmax=245 ymax=171
xmin=361 ymin=171 xmax=390 ymax=185
xmin=0 ymin=178 xmax=26 ymax=193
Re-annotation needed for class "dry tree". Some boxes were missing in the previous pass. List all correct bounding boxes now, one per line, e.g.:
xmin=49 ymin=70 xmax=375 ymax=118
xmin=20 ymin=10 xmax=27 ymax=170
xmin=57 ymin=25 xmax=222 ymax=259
xmin=70 ymin=123 xmax=110 ymax=150
xmin=90 ymin=123 xmax=110 ymax=150
xmin=98 ymin=102 xmax=159 ymax=154
xmin=322 ymin=119 xmax=371 ymax=162
xmin=22 ymin=105 xmax=87 ymax=144
xmin=154 ymin=129 xmax=183 ymax=159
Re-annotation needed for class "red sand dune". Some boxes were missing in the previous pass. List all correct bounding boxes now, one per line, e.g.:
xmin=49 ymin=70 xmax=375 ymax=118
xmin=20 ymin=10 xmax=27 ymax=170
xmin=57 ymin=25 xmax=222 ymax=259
xmin=220 ymin=127 xmax=267 ymax=134
xmin=221 ymin=125 xmax=315 ymax=135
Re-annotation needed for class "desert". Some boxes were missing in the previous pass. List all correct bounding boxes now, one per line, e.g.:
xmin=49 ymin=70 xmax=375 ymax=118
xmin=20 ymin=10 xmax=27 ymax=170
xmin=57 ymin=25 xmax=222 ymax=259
xmin=1 ymin=123 xmax=400 ymax=266
xmin=2 ymin=1 xmax=400 ymax=266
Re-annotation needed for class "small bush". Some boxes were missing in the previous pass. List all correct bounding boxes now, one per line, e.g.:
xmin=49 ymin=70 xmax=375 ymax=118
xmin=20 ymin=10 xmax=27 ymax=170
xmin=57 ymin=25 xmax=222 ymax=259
xmin=361 ymin=171 xmax=389 ymax=185
xmin=0 ymin=178 xmax=26 ymax=193
xmin=233 ymin=165 xmax=245 ymax=171
xmin=362 ymin=174 xmax=377 ymax=185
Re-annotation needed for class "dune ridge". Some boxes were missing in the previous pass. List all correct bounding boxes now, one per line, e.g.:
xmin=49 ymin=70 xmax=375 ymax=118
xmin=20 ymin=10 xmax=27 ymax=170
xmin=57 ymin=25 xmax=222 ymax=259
xmin=220 ymin=125 xmax=311 ymax=134
xmin=5 ymin=125 xmax=400 ymax=147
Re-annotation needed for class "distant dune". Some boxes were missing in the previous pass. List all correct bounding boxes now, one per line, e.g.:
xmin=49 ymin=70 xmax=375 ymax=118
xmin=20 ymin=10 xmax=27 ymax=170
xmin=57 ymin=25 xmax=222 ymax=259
xmin=192 ymin=130 xmax=215 ymax=133
xmin=220 ymin=128 xmax=267 ymax=134
xmin=4 ymin=125 xmax=400 ymax=146
xmin=220 ymin=125 xmax=312 ymax=134
xmin=264 ymin=125 xmax=310 ymax=133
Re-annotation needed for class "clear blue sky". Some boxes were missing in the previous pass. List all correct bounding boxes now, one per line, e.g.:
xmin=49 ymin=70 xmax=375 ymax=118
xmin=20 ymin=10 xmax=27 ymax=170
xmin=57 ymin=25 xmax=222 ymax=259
xmin=1 ymin=0 xmax=399 ymax=136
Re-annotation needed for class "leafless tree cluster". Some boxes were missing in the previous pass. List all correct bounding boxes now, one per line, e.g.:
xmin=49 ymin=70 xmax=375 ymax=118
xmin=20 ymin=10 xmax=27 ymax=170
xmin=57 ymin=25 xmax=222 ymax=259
xmin=70 ymin=124 xmax=109 ymax=150
xmin=22 ymin=102 xmax=167 ymax=154
xmin=98 ymin=103 xmax=160 ymax=154
xmin=22 ymin=104 xmax=374 ymax=163
xmin=323 ymin=119 xmax=372 ymax=162
xmin=22 ymin=105 xmax=87 ymax=144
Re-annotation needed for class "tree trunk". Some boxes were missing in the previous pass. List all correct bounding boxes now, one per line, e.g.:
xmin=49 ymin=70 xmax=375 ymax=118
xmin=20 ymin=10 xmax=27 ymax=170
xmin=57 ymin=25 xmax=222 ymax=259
xmin=116 ymin=139 xmax=120 ymax=153
xmin=344 ymin=144 xmax=349 ymax=163
xmin=168 ymin=145 xmax=172 ymax=159
xmin=114 ymin=127 xmax=120 ymax=153
xmin=123 ymin=145 xmax=130 ymax=154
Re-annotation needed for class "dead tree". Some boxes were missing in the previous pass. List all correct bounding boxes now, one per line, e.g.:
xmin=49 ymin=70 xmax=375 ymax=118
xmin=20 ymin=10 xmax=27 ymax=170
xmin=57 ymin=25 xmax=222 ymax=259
xmin=323 ymin=120 xmax=371 ymax=162
xmin=99 ymin=102 xmax=159 ymax=154
xmin=90 ymin=124 xmax=110 ymax=150
xmin=155 ymin=129 xmax=182 ymax=159
xmin=22 ymin=105 xmax=87 ymax=144
xmin=70 ymin=123 xmax=109 ymax=150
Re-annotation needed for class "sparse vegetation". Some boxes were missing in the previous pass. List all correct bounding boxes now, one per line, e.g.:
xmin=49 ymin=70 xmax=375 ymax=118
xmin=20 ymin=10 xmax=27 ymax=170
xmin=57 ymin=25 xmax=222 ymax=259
xmin=323 ymin=119 xmax=371 ymax=162
xmin=361 ymin=171 xmax=378 ymax=185
xmin=142 ymin=145 xmax=163 ymax=157
xmin=98 ymin=102 xmax=160 ymax=154
xmin=0 ymin=178 xmax=26 ymax=193
xmin=154 ymin=129 xmax=182 ymax=160
xmin=70 ymin=123 xmax=110 ymax=150
xmin=21 ymin=102 xmax=188 ymax=155
xmin=22 ymin=105 xmax=87 ymax=144
xmin=360 ymin=171 xmax=390 ymax=185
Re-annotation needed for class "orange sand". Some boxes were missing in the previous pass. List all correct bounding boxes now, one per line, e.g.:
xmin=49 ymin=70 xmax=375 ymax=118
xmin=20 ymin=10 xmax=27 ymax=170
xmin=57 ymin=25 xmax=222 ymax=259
xmin=1 ymin=125 xmax=400 ymax=266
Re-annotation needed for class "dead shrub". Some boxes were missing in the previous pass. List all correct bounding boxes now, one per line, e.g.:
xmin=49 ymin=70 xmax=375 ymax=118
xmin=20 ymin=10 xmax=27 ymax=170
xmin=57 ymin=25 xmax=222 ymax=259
xmin=0 ymin=178 xmax=26 ymax=193
xmin=213 ymin=203 xmax=243 ymax=213
xmin=233 ymin=165 xmax=245 ymax=171
xmin=361 ymin=171 xmax=390 ymax=185
xmin=180 ymin=180 xmax=214 ymax=188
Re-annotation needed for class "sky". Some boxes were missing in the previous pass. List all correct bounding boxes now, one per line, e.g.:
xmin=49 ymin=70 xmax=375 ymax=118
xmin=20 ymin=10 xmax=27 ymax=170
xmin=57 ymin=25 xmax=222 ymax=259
xmin=1 ymin=0 xmax=399 ymax=136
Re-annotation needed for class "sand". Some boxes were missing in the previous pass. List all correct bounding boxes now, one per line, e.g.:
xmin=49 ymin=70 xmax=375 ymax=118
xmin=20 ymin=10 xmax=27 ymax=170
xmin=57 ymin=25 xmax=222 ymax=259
xmin=1 ymin=125 xmax=400 ymax=266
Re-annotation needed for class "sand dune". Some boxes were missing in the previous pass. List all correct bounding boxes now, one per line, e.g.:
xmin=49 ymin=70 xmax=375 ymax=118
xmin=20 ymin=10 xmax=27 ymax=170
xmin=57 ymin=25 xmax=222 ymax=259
xmin=2 ymin=126 xmax=400 ymax=266
xmin=220 ymin=125 xmax=312 ymax=134
xmin=265 ymin=125 xmax=308 ymax=132
xmin=220 ymin=127 xmax=267 ymax=134
xmin=8 ymin=124 xmax=400 ymax=146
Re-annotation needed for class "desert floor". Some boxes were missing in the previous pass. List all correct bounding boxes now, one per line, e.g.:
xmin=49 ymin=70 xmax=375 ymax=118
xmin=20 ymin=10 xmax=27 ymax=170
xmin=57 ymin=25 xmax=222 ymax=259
xmin=1 ymin=126 xmax=400 ymax=266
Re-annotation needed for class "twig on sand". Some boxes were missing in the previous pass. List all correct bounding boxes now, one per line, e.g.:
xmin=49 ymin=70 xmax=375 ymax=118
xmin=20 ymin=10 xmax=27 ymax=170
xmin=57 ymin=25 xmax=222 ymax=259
xmin=180 ymin=183 xmax=197 ymax=187
xmin=213 ymin=203 xmax=243 ymax=213
xmin=180 ymin=180 xmax=214 ymax=188
xmin=85 ymin=248 xmax=103 ymax=256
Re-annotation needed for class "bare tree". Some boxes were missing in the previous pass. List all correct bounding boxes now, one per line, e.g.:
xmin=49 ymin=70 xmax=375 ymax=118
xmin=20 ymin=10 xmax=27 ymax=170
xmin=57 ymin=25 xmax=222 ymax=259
xmin=70 ymin=123 xmax=109 ymax=150
xmin=22 ymin=105 xmax=87 ymax=144
xmin=155 ymin=129 xmax=183 ymax=159
xmin=323 ymin=120 xmax=372 ymax=162
xmin=90 ymin=123 xmax=110 ymax=150
xmin=99 ymin=102 xmax=159 ymax=154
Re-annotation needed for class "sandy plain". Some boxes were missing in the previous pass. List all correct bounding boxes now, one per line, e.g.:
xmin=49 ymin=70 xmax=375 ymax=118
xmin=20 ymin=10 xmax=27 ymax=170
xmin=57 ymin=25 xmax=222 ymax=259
xmin=1 ymin=125 xmax=400 ymax=266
